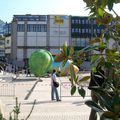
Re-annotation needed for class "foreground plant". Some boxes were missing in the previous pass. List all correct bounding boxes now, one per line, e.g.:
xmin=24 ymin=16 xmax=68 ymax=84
xmin=0 ymin=97 xmax=36 ymax=120
xmin=55 ymin=0 xmax=120 ymax=119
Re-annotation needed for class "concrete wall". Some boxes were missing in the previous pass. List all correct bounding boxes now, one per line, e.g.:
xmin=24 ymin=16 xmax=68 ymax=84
xmin=49 ymin=15 xmax=70 ymax=55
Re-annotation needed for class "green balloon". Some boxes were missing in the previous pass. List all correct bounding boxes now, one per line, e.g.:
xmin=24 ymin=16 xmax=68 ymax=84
xmin=29 ymin=49 xmax=53 ymax=77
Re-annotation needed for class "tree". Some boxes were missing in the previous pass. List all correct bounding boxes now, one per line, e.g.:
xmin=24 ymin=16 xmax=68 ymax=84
xmin=55 ymin=0 xmax=120 ymax=119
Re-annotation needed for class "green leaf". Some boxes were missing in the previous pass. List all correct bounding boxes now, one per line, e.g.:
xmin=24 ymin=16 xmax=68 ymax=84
xmin=85 ymin=100 xmax=103 ymax=112
xmin=99 ymin=42 xmax=107 ymax=50
xmin=107 ymin=0 xmax=114 ymax=11
xmin=63 ymin=42 xmax=69 ymax=56
xmin=105 ymin=62 xmax=113 ymax=69
xmin=69 ymin=46 xmax=74 ymax=56
xmin=115 ymin=69 xmax=120 ymax=74
xmin=81 ymin=45 xmax=99 ymax=53
xmin=78 ymin=76 xmax=90 ymax=83
xmin=78 ymin=87 xmax=86 ymax=98
xmin=112 ymin=35 xmax=120 ymax=42
xmin=105 ymin=33 xmax=111 ymax=41
xmin=70 ymin=64 xmax=76 ymax=83
xmin=75 ymin=75 xmax=79 ymax=83
xmin=98 ymin=8 xmax=104 ymax=17
xmin=62 ymin=59 xmax=68 ymax=67
xmin=95 ymin=90 xmax=113 ymax=111
xmin=91 ymin=54 xmax=100 ymax=65
xmin=92 ymin=66 xmax=97 ymax=72
xmin=71 ymin=86 xmax=76 ymax=95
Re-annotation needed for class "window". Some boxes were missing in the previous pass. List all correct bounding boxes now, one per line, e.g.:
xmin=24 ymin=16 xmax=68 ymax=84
xmin=89 ymin=29 xmax=91 ymax=33
xmin=41 ymin=24 xmax=47 ymax=32
xmin=39 ymin=16 xmax=46 ymax=21
xmin=79 ymin=20 xmax=81 ymax=24
xmin=33 ymin=24 xmax=36 ymax=32
xmin=94 ymin=29 xmax=96 ymax=33
xmin=72 ymin=28 xmax=74 ymax=33
xmin=82 ymin=20 xmax=84 ymax=24
xmin=72 ymin=20 xmax=74 ymax=24
xmin=75 ymin=20 xmax=78 ymax=24
xmin=86 ymin=20 xmax=88 ymax=24
xmin=82 ymin=29 xmax=85 ymax=33
xmin=17 ymin=24 xmax=25 ymax=32
xmin=75 ymin=28 xmax=78 ymax=32
xmin=27 ymin=24 xmax=47 ymax=32
xmin=86 ymin=29 xmax=88 ymax=33
xmin=81 ymin=39 xmax=86 ymax=47
xmin=7 ymin=40 xmax=9 ymax=44
xmin=94 ymin=20 xmax=96 ymax=24
xmin=37 ymin=25 xmax=41 ymax=32
xmin=27 ymin=24 xmax=33 ymax=32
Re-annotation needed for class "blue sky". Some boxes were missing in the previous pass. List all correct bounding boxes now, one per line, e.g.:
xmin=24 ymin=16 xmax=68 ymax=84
xmin=0 ymin=0 xmax=120 ymax=23
xmin=0 ymin=0 xmax=88 ymax=22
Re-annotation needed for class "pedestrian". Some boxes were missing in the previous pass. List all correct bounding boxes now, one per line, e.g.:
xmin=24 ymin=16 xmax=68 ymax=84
xmin=51 ymin=69 xmax=61 ymax=101
xmin=26 ymin=68 xmax=31 ymax=77
xmin=88 ymin=66 xmax=105 ymax=120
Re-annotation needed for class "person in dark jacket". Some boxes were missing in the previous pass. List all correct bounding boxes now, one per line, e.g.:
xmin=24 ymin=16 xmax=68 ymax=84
xmin=88 ymin=66 xmax=105 ymax=120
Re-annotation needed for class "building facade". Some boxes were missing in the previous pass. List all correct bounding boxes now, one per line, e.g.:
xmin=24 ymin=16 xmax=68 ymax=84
xmin=11 ymin=15 xmax=70 ymax=66
xmin=0 ymin=36 xmax=5 ymax=61
xmin=71 ymin=16 xmax=105 ymax=50
xmin=0 ymin=19 xmax=5 ymax=35
xmin=3 ymin=22 xmax=11 ymax=36
xmin=48 ymin=15 xmax=70 ymax=55
xmin=5 ymin=14 xmax=111 ymax=67
xmin=5 ymin=35 xmax=11 ymax=62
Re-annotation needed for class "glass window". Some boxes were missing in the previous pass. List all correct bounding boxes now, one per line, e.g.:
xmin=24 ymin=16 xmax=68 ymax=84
xmin=27 ymin=24 xmax=33 ymax=32
xmin=86 ymin=20 xmax=88 ymax=24
xmin=33 ymin=24 xmax=36 ymax=32
xmin=27 ymin=24 xmax=47 ymax=32
xmin=89 ymin=29 xmax=91 ymax=33
xmin=86 ymin=29 xmax=88 ymax=33
xmin=39 ymin=16 xmax=46 ymax=21
xmin=75 ymin=28 xmax=78 ymax=32
xmin=72 ymin=20 xmax=74 ymax=24
xmin=17 ymin=24 xmax=25 ymax=32
xmin=94 ymin=29 xmax=96 ymax=33
xmin=7 ymin=40 xmax=9 ymax=44
xmin=41 ymin=24 xmax=47 ymax=32
xmin=81 ymin=38 xmax=86 ymax=47
xmin=82 ymin=29 xmax=85 ymax=33
xmin=72 ymin=28 xmax=74 ymax=33
xmin=88 ymin=20 xmax=90 ymax=24
xmin=82 ymin=20 xmax=84 ymax=24
xmin=94 ymin=20 xmax=96 ymax=24
xmin=37 ymin=25 xmax=41 ymax=32
xmin=75 ymin=20 xmax=78 ymax=24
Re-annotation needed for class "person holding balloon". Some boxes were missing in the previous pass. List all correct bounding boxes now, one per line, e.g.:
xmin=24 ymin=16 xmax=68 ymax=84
xmin=51 ymin=69 xmax=61 ymax=101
